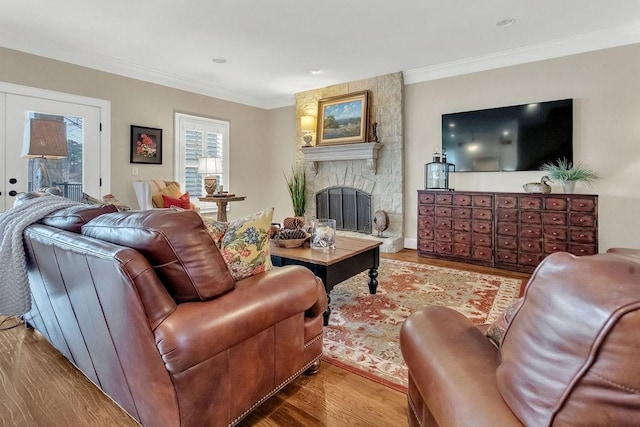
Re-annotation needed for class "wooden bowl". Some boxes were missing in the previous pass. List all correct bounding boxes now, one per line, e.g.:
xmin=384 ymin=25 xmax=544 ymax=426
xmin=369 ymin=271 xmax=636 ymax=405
xmin=270 ymin=235 xmax=309 ymax=248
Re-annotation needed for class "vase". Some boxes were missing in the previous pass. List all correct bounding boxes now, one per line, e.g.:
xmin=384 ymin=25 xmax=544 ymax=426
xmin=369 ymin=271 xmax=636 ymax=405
xmin=311 ymin=218 xmax=336 ymax=250
xmin=562 ymin=180 xmax=576 ymax=194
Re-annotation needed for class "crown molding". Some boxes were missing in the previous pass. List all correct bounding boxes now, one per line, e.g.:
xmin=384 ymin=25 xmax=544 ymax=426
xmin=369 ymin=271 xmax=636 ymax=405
xmin=403 ymin=24 xmax=640 ymax=85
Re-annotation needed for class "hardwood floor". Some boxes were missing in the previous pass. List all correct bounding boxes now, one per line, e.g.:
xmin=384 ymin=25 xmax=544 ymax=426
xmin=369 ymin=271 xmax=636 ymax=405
xmin=0 ymin=250 xmax=530 ymax=426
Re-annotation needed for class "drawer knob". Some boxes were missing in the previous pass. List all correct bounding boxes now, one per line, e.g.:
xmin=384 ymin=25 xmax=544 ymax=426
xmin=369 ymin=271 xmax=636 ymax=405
xmin=528 ymin=258 xmax=532 ymax=262
xmin=528 ymin=244 xmax=533 ymax=248
xmin=553 ymin=246 xmax=558 ymax=250
xmin=553 ymin=232 xmax=558 ymax=236
xmin=580 ymin=249 xmax=585 ymax=253
xmin=504 ymin=228 xmax=509 ymax=232
xmin=580 ymin=234 xmax=585 ymax=238
xmin=479 ymin=251 xmax=484 ymax=255
xmin=527 ymin=215 xmax=532 ymax=219
xmin=580 ymin=219 xmax=585 ymax=223
xmin=505 ymin=242 xmax=510 ymax=245
xmin=580 ymin=203 xmax=585 ymax=207
xmin=528 ymin=230 xmax=533 ymax=233
xmin=553 ymin=202 xmax=558 ymax=206
xmin=505 ymin=255 xmax=510 ymax=259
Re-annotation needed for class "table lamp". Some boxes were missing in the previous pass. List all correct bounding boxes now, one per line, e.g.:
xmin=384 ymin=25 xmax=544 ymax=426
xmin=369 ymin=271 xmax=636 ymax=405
xmin=301 ymin=115 xmax=316 ymax=147
xmin=198 ymin=157 xmax=222 ymax=197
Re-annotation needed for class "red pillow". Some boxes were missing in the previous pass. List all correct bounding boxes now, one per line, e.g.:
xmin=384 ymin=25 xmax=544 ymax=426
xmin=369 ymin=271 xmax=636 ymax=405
xmin=162 ymin=192 xmax=192 ymax=209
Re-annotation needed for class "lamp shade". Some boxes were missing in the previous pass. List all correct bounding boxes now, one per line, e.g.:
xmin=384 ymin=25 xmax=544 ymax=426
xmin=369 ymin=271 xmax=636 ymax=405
xmin=22 ymin=119 xmax=68 ymax=159
xmin=301 ymin=115 xmax=316 ymax=132
xmin=198 ymin=157 xmax=222 ymax=175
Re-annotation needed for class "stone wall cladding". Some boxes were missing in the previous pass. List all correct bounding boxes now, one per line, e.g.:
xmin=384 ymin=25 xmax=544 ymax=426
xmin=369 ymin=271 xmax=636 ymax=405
xmin=294 ymin=72 xmax=404 ymax=244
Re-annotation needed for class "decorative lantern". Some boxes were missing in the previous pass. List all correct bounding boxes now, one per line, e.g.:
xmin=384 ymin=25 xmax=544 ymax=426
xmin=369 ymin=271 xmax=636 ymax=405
xmin=425 ymin=161 xmax=455 ymax=190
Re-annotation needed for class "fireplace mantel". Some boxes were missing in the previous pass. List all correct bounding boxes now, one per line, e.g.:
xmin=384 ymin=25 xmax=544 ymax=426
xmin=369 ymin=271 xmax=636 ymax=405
xmin=300 ymin=142 xmax=383 ymax=175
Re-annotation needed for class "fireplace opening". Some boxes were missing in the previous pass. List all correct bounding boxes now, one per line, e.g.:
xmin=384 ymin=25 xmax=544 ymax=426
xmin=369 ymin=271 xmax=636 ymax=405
xmin=315 ymin=186 xmax=371 ymax=234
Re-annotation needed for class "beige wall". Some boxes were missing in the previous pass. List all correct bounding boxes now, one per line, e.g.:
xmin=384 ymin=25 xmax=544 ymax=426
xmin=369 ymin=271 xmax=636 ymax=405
xmin=404 ymin=43 xmax=640 ymax=251
xmin=0 ymin=46 xmax=288 ymax=221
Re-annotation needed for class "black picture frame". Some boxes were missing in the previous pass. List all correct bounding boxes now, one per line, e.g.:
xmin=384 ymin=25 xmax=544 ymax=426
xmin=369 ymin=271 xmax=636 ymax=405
xmin=130 ymin=125 xmax=162 ymax=164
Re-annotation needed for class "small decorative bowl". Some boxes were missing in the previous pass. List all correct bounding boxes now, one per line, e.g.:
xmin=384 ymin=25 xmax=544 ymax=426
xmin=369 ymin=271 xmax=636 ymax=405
xmin=270 ymin=234 xmax=309 ymax=248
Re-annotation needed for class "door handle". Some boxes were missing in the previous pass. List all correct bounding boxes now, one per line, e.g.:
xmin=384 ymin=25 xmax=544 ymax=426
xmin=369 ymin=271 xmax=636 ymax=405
xmin=9 ymin=191 xmax=18 ymax=197
xmin=9 ymin=178 xmax=17 ymax=184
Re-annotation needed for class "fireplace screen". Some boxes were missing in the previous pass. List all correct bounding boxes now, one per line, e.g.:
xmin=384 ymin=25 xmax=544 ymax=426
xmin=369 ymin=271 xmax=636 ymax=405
xmin=316 ymin=186 xmax=371 ymax=234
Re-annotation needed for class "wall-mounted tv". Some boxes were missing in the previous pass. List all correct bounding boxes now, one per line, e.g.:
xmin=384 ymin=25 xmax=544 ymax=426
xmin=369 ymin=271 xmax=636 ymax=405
xmin=442 ymin=98 xmax=573 ymax=172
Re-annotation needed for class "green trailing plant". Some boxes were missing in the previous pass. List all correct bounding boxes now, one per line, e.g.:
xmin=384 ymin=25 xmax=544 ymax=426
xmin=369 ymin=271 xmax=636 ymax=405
xmin=541 ymin=158 xmax=599 ymax=186
xmin=285 ymin=167 xmax=307 ymax=217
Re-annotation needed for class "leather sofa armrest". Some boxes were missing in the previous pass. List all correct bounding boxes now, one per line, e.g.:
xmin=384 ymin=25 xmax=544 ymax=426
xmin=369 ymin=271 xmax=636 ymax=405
xmin=400 ymin=306 xmax=522 ymax=427
xmin=155 ymin=265 xmax=321 ymax=374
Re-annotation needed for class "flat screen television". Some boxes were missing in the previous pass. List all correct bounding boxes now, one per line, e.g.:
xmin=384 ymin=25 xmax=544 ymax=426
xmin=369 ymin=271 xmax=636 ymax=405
xmin=442 ymin=99 xmax=573 ymax=172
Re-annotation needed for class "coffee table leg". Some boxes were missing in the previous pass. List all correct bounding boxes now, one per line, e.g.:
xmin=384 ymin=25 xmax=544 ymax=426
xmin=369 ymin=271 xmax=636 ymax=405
xmin=323 ymin=294 xmax=331 ymax=326
xmin=368 ymin=267 xmax=378 ymax=294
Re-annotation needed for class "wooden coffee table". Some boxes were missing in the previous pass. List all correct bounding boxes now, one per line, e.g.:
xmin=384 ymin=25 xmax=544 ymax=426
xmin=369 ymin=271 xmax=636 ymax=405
xmin=270 ymin=236 xmax=381 ymax=325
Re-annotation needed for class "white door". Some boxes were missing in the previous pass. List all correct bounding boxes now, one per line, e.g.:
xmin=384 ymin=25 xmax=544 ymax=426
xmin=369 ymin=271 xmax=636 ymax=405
xmin=1 ymin=93 xmax=103 ymax=211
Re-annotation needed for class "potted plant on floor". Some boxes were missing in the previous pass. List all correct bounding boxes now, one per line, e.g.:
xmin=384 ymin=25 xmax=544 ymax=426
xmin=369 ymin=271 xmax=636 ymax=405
xmin=541 ymin=158 xmax=599 ymax=193
xmin=284 ymin=166 xmax=307 ymax=225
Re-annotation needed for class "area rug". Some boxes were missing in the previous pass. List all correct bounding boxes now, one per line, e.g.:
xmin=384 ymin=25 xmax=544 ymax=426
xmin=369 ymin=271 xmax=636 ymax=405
xmin=321 ymin=258 xmax=527 ymax=393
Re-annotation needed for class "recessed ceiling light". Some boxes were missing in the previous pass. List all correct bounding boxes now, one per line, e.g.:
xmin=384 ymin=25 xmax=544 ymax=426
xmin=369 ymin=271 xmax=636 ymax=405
xmin=496 ymin=18 xmax=515 ymax=27
xmin=211 ymin=57 xmax=227 ymax=64
xmin=310 ymin=68 xmax=322 ymax=75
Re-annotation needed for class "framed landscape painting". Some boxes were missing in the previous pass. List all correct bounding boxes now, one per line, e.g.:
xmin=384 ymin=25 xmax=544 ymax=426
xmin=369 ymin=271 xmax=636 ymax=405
xmin=130 ymin=125 xmax=162 ymax=164
xmin=316 ymin=91 xmax=369 ymax=145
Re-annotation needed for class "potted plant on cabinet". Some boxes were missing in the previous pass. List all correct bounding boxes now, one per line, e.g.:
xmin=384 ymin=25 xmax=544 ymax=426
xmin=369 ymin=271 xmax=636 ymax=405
xmin=541 ymin=158 xmax=599 ymax=193
xmin=284 ymin=166 xmax=307 ymax=223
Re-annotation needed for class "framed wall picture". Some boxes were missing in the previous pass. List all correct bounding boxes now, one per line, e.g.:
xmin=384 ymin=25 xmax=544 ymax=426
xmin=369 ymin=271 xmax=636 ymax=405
xmin=130 ymin=125 xmax=162 ymax=164
xmin=316 ymin=91 xmax=369 ymax=145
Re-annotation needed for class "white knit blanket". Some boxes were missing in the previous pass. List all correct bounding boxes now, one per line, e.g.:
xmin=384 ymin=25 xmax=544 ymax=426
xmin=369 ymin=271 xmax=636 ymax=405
xmin=0 ymin=196 xmax=81 ymax=316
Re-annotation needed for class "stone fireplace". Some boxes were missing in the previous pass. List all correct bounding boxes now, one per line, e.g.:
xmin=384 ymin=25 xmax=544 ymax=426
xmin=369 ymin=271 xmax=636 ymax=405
xmin=294 ymin=72 xmax=404 ymax=253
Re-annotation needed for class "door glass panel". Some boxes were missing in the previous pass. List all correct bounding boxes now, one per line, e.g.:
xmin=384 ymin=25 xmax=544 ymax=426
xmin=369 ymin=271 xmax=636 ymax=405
xmin=27 ymin=112 xmax=84 ymax=201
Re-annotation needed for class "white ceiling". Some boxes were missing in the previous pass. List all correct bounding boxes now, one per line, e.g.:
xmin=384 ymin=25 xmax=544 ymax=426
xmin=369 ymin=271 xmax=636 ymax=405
xmin=1 ymin=1 xmax=639 ymax=109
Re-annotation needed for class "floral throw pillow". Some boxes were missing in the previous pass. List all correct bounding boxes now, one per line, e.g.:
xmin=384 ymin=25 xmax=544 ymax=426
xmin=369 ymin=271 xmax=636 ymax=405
xmin=202 ymin=216 xmax=228 ymax=247
xmin=217 ymin=208 xmax=274 ymax=281
xmin=486 ymin=297 xmax=524 ymax=348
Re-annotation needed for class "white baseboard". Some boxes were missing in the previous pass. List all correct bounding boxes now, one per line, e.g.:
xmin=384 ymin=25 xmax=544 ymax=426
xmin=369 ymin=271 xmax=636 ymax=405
xmin=404 ymin=237 xmax=417 ymax=250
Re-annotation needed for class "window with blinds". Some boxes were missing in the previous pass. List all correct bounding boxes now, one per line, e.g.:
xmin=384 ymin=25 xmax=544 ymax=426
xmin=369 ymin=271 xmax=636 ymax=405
xmin=175 ymin=113 xmax=229 ymax=209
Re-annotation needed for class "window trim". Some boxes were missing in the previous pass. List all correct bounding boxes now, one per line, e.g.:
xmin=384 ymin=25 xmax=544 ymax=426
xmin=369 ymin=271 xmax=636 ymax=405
xmin=174 ymin=113 xmax=230 ymax=212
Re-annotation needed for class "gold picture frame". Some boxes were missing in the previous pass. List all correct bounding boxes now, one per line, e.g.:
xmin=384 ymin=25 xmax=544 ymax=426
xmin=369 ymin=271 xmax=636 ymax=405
xmin=316 ymin=91 xmax=369 ymax=145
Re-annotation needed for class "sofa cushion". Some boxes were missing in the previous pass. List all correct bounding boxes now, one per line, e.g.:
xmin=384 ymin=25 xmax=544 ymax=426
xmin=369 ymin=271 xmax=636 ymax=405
xmin=218 ymin=208 xmax=274 ymax=281
xmin=81 ymin=209 xmax=235 ymax=302
xmin=41 ymin=204 xmax=119 ymax=233
xmin=497 ymin=252 xmax=640 ymax=426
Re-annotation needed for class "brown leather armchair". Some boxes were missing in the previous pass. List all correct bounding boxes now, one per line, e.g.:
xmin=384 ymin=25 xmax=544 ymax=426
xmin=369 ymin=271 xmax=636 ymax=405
xmin=23 ymin=206 xmax=327 ymax=426
xmin=400 ymin=251 xmax=640 ymax=426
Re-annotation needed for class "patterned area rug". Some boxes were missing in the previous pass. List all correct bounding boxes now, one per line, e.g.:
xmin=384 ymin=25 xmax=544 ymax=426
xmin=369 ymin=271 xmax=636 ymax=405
xmin=322 ymin=258 xmax=526 ymax=392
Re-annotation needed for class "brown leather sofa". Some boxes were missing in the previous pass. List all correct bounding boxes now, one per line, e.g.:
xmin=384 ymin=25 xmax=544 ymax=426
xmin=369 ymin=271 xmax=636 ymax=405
xmin=400 ymin=251 xmax=640 ymax=426
xmin=22 ymin=201 xmax=327 ymax=426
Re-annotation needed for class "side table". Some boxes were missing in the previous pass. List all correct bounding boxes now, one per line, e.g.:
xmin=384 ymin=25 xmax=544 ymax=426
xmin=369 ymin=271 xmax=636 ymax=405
xmin=198 ymin=195 xmax=246 ymax=222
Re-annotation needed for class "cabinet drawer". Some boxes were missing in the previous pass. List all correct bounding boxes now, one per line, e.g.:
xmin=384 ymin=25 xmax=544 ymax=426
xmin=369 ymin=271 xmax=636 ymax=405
xmin=570 ymin=213 xmax=595 ymax=227
xmin=497 ymin=208 xmax=518 ymax=222
xmin=435 ymin=242 xmax=452 ymax=255
xmin=570 ymin=198 xmax=595 ymax=212
xmin=418 ymin=241 xmax=434 ymax=252
xmin=453 ymin=231 xmax=471 ymax=244
xmin=472 ymin=220 xmax=492 ymax=234
xmin=519 ymin=252 xmax=543 ymax=267
xmin=544 ymin=227 xmax=567 ymax=242
xmin=418 ymin=217 xmax=434 ymax=229
xmin=543 ymin=212 xmax=567 ymax=226
xmin=435 ymin=218 xmax=452 ymax=230
xmin=436 ymin=194 xmax=453 ymax=205
xmin=473 ymin=247 xmax=493 ymax=261
xmin=497 ymin=250 xmax=517 ymax=264
xmin=520 ymin=197 xmax=542 ymax=210
xmin=453 ymin=219 xmax=471 ymax=232
xmin=545 ymin=242 xmax=567 ymax=253
xmin=497 ymin=222 xmax=517 ymax=236
xmin=473 ymin=209 xmax=492 ymax=221
xmin=453 ymin=207 xmax=471 ymax=219
xmin=473 ymin=195 xmax=492 ymax=208
xmin=520 ymin=224 xmax=542 ymax=238
xmin=570 ymin=229 xmax=596 ymax=244
xmin=496 ymin=196 xmax=517 ymax=208
xmin=435 ymin=230 xmax=452 ymax=242
xmin=418 ymin=228 xmax=434 ymax=240
xmin=453 ymin=243 xmax=471 ymax=257
xmin=418 ymin=205 xmax=435 ymax=216
xmin=569 ymin=244 xmax=597 ymax=256
xmin=472 ymin=233 xmax=492 ymax=247
xmin=436 ymin=206 xmax=452 ymax=217
xmin=520 ymin=238 xmax=542 ymax=253
xmin=546 ymin=198 xmax=568 ymax=211
xmin=520 ymin=211 xmax=541 ymax=224
xmin=453 ymin=194 xmax=472 ymax=206
xmin=418 ymin=192 xmax=435 ymax=204
xmin=497 ymin=236 xmax=517 ymax=250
